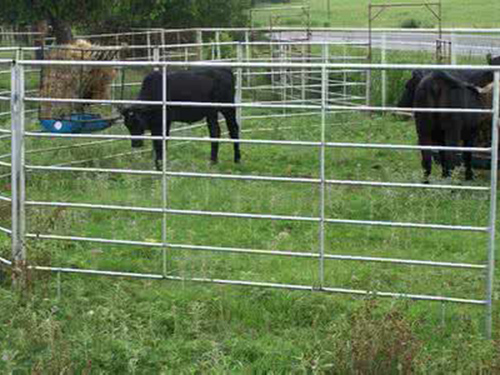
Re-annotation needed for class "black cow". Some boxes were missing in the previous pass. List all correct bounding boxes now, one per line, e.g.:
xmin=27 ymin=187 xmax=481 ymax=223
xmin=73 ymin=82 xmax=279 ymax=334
xmin=413 ymin=71 xmax=483 ymax=181
xmin=398 ymin=55 xmax=500 ymax=108
xmin=398 ymin=69 xmax=493 ymax=108
xmin=121 ymin=67 xmax=241 ymax=170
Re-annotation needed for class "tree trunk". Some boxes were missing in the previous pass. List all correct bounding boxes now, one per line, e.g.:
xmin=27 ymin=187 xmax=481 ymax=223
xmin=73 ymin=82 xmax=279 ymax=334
xmin=50 ymin=17 xmax=73 ymax=45
xmin=32 ymin=20 xmax=49 ymax=60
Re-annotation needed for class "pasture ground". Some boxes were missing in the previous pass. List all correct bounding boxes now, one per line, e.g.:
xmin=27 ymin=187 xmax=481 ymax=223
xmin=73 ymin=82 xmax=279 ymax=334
xmin=252 ymin=0 xmax=500 ymax=28
xmin=1 ymin=105 xmax=500 ymax=372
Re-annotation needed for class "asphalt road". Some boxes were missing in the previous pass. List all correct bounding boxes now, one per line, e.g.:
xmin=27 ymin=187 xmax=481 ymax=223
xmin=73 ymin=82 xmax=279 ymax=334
xmin=274 ymin=30 xmax=500 ymax=59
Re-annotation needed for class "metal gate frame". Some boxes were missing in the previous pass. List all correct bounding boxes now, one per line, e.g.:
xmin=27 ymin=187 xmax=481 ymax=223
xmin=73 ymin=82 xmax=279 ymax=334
xmin=0 ymin=58 xmax=498 ymax=338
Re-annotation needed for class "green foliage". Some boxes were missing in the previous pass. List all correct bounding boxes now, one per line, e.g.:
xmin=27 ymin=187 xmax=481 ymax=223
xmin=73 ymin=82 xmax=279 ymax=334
xmin=0 ymin=0 xmax=107 ymax=27
xmin=0 ymin=0 xmax=252 ymax=38
xmin=400 ymin=18 xmax=422 ymax=29
xmin=91 ymin=0 xmax=252 ymax=33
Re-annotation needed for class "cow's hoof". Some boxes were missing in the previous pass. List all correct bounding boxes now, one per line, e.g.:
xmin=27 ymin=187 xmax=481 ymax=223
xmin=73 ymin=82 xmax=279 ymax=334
xmin=465 ymin=173 xmax=474 ymax=181
xmin=155 ymin=161 xmax=163 ymax=171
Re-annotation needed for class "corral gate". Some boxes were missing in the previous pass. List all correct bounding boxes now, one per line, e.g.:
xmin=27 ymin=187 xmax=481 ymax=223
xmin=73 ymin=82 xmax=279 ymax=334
xmin=0 ymin=58 xmax=498 ymax=338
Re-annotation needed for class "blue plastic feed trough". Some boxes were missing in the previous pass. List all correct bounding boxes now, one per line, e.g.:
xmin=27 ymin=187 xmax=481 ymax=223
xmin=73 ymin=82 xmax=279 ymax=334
xmin=40 ymin=113 xmax=115 ymax=133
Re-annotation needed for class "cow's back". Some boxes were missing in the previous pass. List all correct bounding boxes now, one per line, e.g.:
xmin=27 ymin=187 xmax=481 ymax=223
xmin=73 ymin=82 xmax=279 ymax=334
xmin=137 ymin=68 xmax=236 ymax=124
xmin=415 ymin=71 xmax=482 ymax=137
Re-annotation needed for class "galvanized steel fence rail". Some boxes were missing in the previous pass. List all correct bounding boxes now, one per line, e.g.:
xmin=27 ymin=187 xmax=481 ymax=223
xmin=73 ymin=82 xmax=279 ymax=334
xmin=0 ymin=58 xmax=498 ymax=337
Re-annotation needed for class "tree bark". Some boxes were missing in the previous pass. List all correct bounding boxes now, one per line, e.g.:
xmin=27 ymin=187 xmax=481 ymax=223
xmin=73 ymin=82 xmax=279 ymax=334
xmin=50 ymin=17 xmax=73 ymax=45
xmin=32 ymin=19 xmax=49 ymax=59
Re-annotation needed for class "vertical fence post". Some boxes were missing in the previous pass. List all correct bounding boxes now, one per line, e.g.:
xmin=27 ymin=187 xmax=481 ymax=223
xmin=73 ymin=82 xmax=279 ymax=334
xmin=381 ymin=32 xmax=387 ymax=108
xmin=340 ymin=43 xmax=347 ymax=105
xmin=10 ymin=61 xmax=26 ymax=288
xmin=147 ymin=31 xmax=152 ymax=61
xmin=486 ymin=71 xmax=499 ymax=339
xmin=160 ymin=30 xmax=166 ymax=63
xmin=245 ymin=31 xmax=251 ymax=87
xmin=281 ymin=44 xmax=287 ymax=116
xmin=318 ymin=48 xmax=327 ymax=289
xmin=450 ymin=31 xmax=457 ymax=65
xmin=161 ymin=65 xmax=169 ymax=277
xmin=301 ymin=43 xmax=306 ymax=102
xmin=324 ymin=42 xmax=330 ymax=107
xmin=236 ymin=43 xmax=243 ymax=131
xmin=196 ymin=30 xmax=203 ymax=61
xmin=153 ymin=47 xmax=160 ymax=67
xmin=161 ymin=29 xmax=166 ymax=50
xmin=215 ymin=31 xmax=221 ymax=60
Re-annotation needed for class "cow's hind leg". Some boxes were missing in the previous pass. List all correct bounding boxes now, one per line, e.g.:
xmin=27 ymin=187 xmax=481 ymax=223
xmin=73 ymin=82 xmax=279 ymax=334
xmin=416 ymin=115 xmax=433 ymax=183
xmin=442 ymin=128 xmax=461 ymax=179
xmin=207 ymin=112 xmax=221 ymax=164
xmin=463 ymin=138 xmax=474 ymax=181
xmin=221 ymin=108 xmax=241 ymax=163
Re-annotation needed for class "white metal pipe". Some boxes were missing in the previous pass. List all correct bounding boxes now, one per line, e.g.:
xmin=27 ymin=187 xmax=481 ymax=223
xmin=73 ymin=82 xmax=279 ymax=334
xmin=0 ymin=256 xmax=12 ymax=265
xmin=20 ymin=231 xmax=486 ymax=270
xmin=325 ymin=218 xmax=487 ymax=232
xmin=0 ymin=225 xmax=12 ymax=235
xmin=24 ymin=96 xmax=494 ymax=115
xmin=161 ymin=65 xmax=168 ymax=276
xmin=485 ymin=71 xmax=499 ymax=339
xmin=25 ymin=199 xmax=487 ymax=232
xmin=24 ymin=164 xmax=489 ymax=191
xmin=21 ymin=131 xmax=492 ymax=153
xmin=10 ymin=63 xmax=26 ymax=266
xmin=24 ymin=261 xmax=489 ymax=305
xmin=17 ymin=59 xmax=500 ymax=73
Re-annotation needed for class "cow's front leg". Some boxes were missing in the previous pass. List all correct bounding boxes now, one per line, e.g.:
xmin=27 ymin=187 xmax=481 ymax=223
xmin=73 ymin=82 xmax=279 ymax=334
xmin=152 ymin=119 xmax=171 ymax=171
xmin=207 ymin=113 xmax=221 ymax=164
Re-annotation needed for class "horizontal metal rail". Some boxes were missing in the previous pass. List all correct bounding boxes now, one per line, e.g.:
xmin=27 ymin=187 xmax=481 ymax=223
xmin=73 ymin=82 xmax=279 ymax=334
xmin=22 ymin=132 xmax=492 ymax=153
xmin=25 ymin=200 xmax=487 ymax=232
xmin=21 ymin=233 xmax=486 ymax=270
xmin=25 ymin=164 xmax=489 ymax=191
xmin=0 ymin=226 xmax=12 ymax=235
xmin=26 ymin=200 xmax=319 ymax=222
xmin=0 ymin=195 xmax=11 ymax=202
xmin=78 ymin=26 xmax=500 ymax=34
xmin=325 ymin=218 xmax=487 ymax=232
xmin=28 ymin=232 xmax=489 ymax=271
xmin=23 ymin=96 xmax=494 ymax=115
xmin=25 ymin=261 xmax=488 ymax=305
xmin=17 ymin=60 xmax=500 ymax=73
xmin=0 ymin=256 xmax=12 ymax=265
xmin=21 ymin=231 xmax=486 ymax=269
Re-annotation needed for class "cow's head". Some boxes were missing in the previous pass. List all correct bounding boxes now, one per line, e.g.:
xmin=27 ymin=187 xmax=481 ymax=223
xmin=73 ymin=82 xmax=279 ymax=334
xmin=398 ymin=70 xmax=427 ymax=108
xmin=120 ymin=106 xmax=148 ymax=148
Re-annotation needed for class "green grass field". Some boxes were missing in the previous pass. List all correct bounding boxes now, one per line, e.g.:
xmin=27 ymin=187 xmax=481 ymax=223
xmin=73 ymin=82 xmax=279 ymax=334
xmin=1 ymin=85 xmax=500 ymax=371
xmin=252 ymin=0 xmax=500 ymax=28
xmin=1 ymin=32 xmax=500 ymax=372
